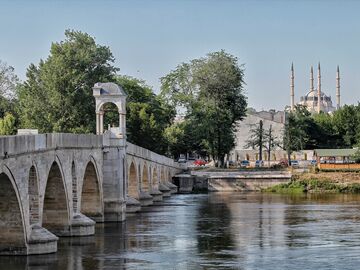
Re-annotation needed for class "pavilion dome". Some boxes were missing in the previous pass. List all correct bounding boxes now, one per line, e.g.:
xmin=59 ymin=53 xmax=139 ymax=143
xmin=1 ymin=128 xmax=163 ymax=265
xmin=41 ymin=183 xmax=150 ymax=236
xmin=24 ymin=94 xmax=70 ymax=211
xmin=93 ymin=82 xmax=127 ymax=96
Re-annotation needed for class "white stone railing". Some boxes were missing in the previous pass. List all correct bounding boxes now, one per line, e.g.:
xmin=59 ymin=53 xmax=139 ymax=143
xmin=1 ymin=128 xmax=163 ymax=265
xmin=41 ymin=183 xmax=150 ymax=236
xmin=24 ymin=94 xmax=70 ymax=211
xmin=0 ymin=133 xmax=180 ymax=169
xmin=0 ymin=133 xmax=103 ymax=158
xmin=126 ymin=141 xmax=180 ymax=168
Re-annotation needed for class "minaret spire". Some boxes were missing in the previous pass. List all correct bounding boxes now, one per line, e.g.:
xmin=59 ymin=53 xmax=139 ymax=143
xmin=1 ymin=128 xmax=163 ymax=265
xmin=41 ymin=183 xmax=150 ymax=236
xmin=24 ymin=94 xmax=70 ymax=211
xmin=336 ymin=65 xmax=340 ymax=110
xmin=310 ymin=66 xmax=314 ymax=92
xmin=317 ymin=62 xmax=321 ymax=113
xmin=310 ymin=66 xmax=315 ymax=111
xmin=290 ymin=63 xmax=295 ymax=111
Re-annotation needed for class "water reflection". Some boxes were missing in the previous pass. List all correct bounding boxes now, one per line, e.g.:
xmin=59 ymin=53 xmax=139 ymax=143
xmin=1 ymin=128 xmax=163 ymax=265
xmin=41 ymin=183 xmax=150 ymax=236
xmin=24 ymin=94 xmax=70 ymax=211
xmin=196 ymin=195 xmax=238 ymax=269
xmin=2 ymin=193 xmax=360 ymax=269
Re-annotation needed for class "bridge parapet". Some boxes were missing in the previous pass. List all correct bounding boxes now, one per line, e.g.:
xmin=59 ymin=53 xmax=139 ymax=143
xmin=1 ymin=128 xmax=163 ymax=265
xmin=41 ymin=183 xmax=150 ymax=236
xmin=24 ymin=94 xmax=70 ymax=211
xmin=0 ymin=133 xmax=103 ymax=158
xmin=126 ymin=141 xmax=179 ymax=168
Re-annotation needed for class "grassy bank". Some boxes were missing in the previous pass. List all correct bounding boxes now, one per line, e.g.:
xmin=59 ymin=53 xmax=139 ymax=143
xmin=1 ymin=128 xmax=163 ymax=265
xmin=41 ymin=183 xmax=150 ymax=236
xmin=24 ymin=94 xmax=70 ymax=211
xmin=265 ymin=173 xmax=360 ymax=194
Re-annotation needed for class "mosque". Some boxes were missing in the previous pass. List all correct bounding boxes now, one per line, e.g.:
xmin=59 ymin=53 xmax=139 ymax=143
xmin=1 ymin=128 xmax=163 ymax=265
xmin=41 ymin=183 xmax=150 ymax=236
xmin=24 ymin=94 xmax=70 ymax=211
xmin=289 ymin=63 xmax=341 ymax=113
xmin=229 ymin=63 xmax=341 ymax=163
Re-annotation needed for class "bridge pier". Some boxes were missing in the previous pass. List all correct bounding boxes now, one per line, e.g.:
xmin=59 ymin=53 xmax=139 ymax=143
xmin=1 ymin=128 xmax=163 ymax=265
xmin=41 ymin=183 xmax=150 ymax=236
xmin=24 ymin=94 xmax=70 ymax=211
xmin=139 ymin=191 xmax=154 ymax=206
xmin=159 ymin=183 xmax=171 ymax=197
xmin=150 ymin=189 xmax=163 ymax=202
xmin=126 ymin=196 xmax=141 ymax=213
xmin=165 ymin=181 xmax=178 ymax=194
xmin=102 ymin=130 xmax=127 ymax=222
xmin=70 ymin=213 xmax=96 ymax=236
xmin=103 ymin=199 xmax=126 ymax=221
xmin=27 ymin=225 xmax=58 ymax=255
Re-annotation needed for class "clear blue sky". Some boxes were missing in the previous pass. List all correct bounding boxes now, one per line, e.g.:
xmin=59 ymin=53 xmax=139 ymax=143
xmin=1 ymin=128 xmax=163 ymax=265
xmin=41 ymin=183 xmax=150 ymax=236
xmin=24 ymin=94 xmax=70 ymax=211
xmin=0 ymin=0 xmax=359 ymax=110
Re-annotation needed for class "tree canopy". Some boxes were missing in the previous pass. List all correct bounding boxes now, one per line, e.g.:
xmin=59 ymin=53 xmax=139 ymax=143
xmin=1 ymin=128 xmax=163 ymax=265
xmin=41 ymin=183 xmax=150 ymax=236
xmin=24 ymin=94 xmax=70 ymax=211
xmin=161 ymin=50 xmax=247 ymax=165
xmin=114 ymin=75 xmax=175 ymax=154
xmin=14 ymin=30 xmax=175 ymax=155
xmin=283 ymin=104 xmax=360 ymax=160
xmin=17 ymin=29 xmax=118 ymax=133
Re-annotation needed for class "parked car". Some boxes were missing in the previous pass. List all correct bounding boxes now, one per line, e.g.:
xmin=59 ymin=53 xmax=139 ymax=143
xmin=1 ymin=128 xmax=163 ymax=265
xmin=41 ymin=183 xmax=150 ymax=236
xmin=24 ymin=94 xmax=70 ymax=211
xmin=278 ymin=159 xmax=289 ymax=167
xmin=255 ymin=160 xmax=264 ymax=167
xmin=310 ymin=160 xmax=317 ymax=166
xmin=240 ymin=160 xmax=250 ymax=168
xmin=193 ymin=159 xmax=207 ymax=166
xmin=178 ymin=157 xmax=187 ymax=163
xmin=228 ymin=160 xmax=236 ymax=168
xmin=290 ymin=160 xmax=299 ymax=167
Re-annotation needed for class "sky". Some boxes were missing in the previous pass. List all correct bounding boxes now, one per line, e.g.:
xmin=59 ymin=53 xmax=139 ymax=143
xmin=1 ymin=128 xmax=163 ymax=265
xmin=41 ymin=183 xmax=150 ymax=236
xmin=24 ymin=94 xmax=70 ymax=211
xmin=0 ymin=0 xmax=359 ymax=111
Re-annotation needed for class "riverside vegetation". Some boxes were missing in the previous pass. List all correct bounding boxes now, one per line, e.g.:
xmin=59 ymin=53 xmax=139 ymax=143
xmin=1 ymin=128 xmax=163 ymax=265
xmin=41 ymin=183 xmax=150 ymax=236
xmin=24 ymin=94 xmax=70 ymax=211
xmin=265 ymin=172 xmax=360 ymax=194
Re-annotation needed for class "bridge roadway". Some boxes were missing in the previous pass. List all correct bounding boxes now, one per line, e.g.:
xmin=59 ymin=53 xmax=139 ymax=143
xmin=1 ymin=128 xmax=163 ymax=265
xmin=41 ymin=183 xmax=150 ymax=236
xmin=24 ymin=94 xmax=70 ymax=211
xmin=0 ymin=131 xmax=181 ymax=255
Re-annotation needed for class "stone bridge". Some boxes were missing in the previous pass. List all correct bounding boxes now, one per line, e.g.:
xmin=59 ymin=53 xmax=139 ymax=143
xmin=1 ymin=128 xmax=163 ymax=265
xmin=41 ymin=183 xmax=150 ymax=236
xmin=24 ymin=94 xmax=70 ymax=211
xmin=0 ymin=131 xmax=181 ymax=256
xmin=0 ymin=82 xmax=182 ymax=255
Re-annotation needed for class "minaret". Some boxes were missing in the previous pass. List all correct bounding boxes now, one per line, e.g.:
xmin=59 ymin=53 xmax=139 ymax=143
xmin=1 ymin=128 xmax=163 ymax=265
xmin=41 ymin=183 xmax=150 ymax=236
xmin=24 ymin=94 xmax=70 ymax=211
xmin=290 ymin=63 xmax=295 ymax=111
xmin=336 ymin=65 xmax=340 ymax=110
xmin=310 ymin=66 xmax=315 ymax=111
xmin=317 ymin=62 xmax=321 ymax=113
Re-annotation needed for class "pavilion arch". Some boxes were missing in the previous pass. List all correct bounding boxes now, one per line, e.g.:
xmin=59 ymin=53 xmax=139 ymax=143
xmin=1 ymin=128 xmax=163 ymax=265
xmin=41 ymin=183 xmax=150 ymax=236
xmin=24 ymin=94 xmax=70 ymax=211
xmin=152 ymin=166 xmax=159 ymax=189
xmin=128 ymin=160 xmax=139 ymax=199
xmin=99 ymin=102 xmax=120 ymax=133
xmin=0 ymin=168 xmax=27 ymax=254
xmin=93 ymin=82 xmax=126 ymax=135
xmin=142 ymin=162 xmax=150 ymax=192
xmin=80 ymin=159 xmax=103 ymax=221
xmin=42 ymin=160 xmax=70 ymax=236
xmin=28 ymin=165 xmax=40 ymax=226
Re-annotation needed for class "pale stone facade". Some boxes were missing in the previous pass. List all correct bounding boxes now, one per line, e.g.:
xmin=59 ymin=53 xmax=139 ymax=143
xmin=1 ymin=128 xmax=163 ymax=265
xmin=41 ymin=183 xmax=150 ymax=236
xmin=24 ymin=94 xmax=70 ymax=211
xmin=229 ymin=109 xmax=285 ymax=162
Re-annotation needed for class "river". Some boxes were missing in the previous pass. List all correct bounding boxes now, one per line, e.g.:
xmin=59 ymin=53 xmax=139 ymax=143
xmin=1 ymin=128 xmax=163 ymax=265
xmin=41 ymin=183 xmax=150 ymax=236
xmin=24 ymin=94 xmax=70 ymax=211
xmin=2 ymin=192 xmax=360 ymax=270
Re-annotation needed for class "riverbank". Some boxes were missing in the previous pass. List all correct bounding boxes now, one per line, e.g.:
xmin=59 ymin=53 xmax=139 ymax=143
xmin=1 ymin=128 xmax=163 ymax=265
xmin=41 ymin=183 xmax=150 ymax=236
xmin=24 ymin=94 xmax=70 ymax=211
xmin=175 ymin=170 xmax=291 ymax=192
xmin=264 ymin=172 xmax=360 ymax=194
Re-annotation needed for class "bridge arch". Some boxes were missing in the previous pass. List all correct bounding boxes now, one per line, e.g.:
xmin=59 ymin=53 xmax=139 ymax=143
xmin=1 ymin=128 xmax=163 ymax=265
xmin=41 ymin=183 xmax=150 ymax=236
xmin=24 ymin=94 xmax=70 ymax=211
xmin=0 ymin=168 xmax=26 ymax=254
xmin=42 ymin=160 xmax=70 ymax=236
xmin=161 ymin=166 xmax=166 ymax=183
xmin=80 ymin=159 xmax=103 ymax=221
xmin=142 ymin=162 xmax=150 ymax=192
xmin=28 ymin=165 xmax=40 ymax=226
xmin=128 ymin=160 xmax=139 ymax=199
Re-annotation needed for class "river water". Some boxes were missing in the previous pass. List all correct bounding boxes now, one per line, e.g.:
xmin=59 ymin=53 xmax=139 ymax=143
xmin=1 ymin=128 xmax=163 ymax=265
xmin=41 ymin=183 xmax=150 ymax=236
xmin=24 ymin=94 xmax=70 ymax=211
xmin=3 ymin=192 xmax=360 ymax=270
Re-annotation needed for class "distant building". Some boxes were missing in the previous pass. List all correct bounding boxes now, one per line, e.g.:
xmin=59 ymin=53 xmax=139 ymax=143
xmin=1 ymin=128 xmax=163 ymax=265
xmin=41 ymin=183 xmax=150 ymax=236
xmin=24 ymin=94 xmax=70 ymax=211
xmin=229 ymin=109 xmax=286 ymax=162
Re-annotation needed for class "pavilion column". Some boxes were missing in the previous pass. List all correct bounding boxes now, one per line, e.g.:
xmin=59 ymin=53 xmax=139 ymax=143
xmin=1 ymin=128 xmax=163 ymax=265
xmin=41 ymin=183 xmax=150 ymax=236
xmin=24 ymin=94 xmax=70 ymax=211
xmin=119 ymin=112 xmax=126 ymax=138
xmin=99 ymin=111 xmax=104 ymax=134
xmin=96 ymin=112 xmax=100 ymax=135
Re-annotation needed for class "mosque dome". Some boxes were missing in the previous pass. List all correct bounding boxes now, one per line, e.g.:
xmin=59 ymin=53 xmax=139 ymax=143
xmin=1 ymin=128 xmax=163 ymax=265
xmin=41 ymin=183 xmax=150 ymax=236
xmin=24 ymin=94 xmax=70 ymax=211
xmin=298 ymin=89 xmax=335 ymax=113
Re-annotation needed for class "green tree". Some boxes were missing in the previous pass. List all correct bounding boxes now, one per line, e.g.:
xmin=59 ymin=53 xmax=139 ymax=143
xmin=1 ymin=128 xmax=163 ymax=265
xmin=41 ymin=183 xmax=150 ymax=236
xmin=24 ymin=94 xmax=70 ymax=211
xmin=245 ymin=120 xmax=265 ymax=161
xmin=17 ymin=30 xmax=118 ymax=133
xmin=161 ymin=50 xmax=247 ymax=166
xmin=0 ymin=113 xmax=16 ymax=135
xmin=0 ymin=60 xmax=19 ymax=120
xmin=332 ymin=104 xmax=360 ymax=147
xmin=312 ymin=112 xmax=342 ymax=148
xmin=283 ymin=107 xmax=308 ymax=164
xmin=0 ymin=60 xmax=19 ymax=100
xmin=114 ymin=75 xmax=175 ymax=154
xmin=264 ymin=124 xmax=280 ymax=164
